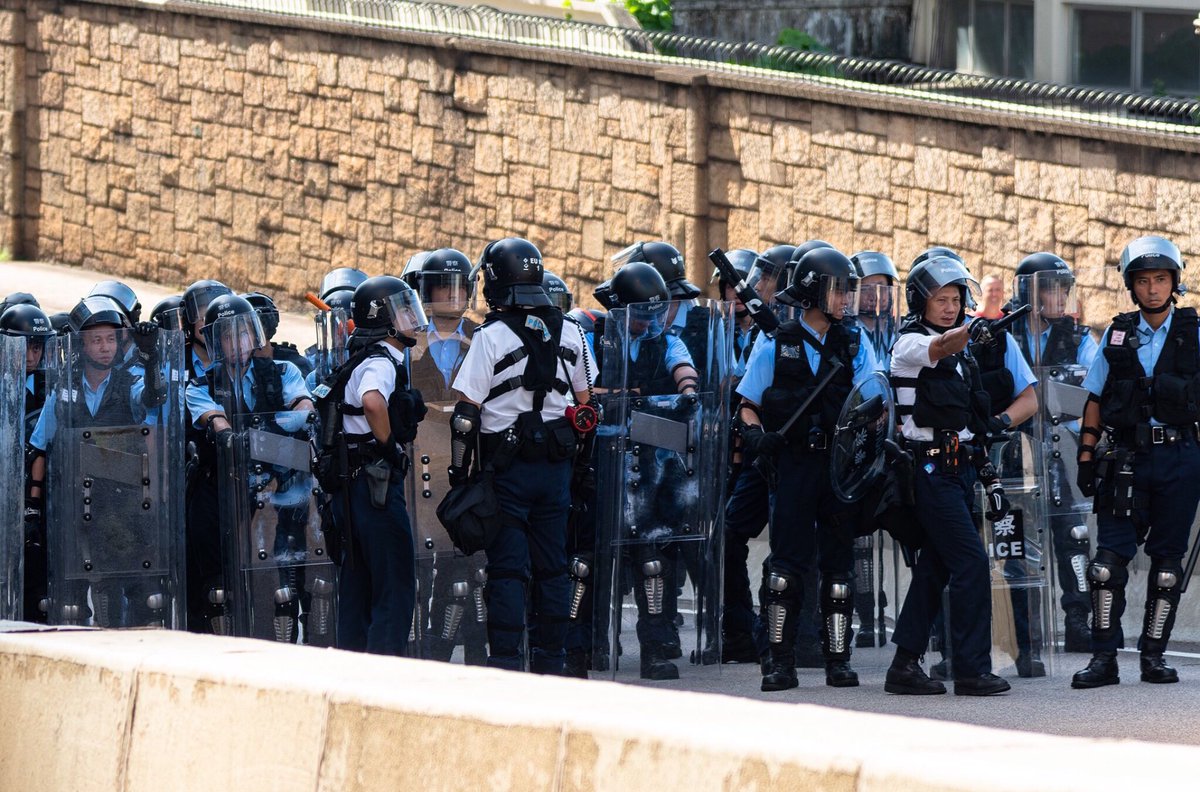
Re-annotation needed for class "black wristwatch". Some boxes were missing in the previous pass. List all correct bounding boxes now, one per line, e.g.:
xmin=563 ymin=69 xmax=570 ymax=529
xmin=997 ymin=413 xmax=1012 ymax=429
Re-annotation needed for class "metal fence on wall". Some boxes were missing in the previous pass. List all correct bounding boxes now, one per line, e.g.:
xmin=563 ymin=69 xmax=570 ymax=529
xmin=137 ymin=0 xmax=1200 ymax=138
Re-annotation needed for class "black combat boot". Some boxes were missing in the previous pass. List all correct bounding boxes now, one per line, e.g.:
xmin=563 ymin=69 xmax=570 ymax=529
xmin=563 ymin=650 xmax=589 ymax=679
xmin=825 ymin=660 xmax=859 ymax=688
xmin=1140 ymin=653 xmax=1179 ymax=684
xmin=885 ymin=651 xmax=946 ymax=695
xmin=639 ymin=642 xmax=679 ymax=681
xmin=761 ymin=646 xmax=799 ymax=692
xmin=1015 ymin=652 xmax=1046 ymax=678
xmin=954 ymin=673 xmax=1011 ymax=696
xmin=1063 ymin=607 xmax=1090 ymax=653
xmin=721 ymin=631 xmax=761 ymax=664
xmin=1071 ymin=651 xmax=1119 ymax=688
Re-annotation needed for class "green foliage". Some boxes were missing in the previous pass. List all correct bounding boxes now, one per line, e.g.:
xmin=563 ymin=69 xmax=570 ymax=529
xmin=0 ymin=248 xmax=10 ymax=263
xmin=625 ymin=0 xmax=672 ymax=32
xmin=747 ymin=27 xmax=835 ymax=76
xmin=775 ymin=27 xmax=829 ymax=53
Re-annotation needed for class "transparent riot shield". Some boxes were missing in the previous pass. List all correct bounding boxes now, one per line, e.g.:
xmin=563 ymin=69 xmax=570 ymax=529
xmin=404 ymin=302 xmax=488 ymax=663
xmin=311 ymin=306 xmax=351 ymax=388
xmin=593 ymin=298 xmax=732 ymax=681
xmin=211 ymin=311 xmax=335 ymax=647
xmin=0 ymin=335 xmax=25 ymax=619
xmin=45 ymin=328 xmax=186 ymax=629
xmin=1024 ymin=268 xmax=1102 ymax=655
xmin=831 ymin=373 xmax=895 ymax=504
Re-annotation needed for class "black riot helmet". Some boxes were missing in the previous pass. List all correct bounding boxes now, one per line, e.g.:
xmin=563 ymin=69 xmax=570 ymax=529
xmin=69 ymin=295 xmax=131 ymax=333
xmin=543 ymin=270 xmax=573 ymax=313
xmin=479 ymin=237 xmax=551 ymax=309
xmin=713 ymin=248 xmax=761 ymax=291
xmin=1014 ymin=252 xmax=1072 ymax=311
xmin=150 ymin=295 xmax=186 ymax=333
xmin=320 ymin=267 xmax=369 ymax=301
xmin=613 ymin=241 xmax=700 ymax=299
xmin=242 ymin=292 xmax=281 ymax=340
xmin=49 ymin=312 xmax=71 ymax=336
xmin=777 ymin=247 xmax=860 ymax=320
xmin=1118 ymin=236 xmax=1184 ymax=312
xmin=780 ymin=239 xmax=836 ymax=294
xmin=0 ymin=304 xmax=54 ymax=372
xmin=402 ymin=248 xmax=475 ymax=307
xmin=905 ymin=256 xmax=980 ymax=325
xmin=747 ymin=244 xmax=799 ymax=298
xmin=911 ymin=246 xmax=964 ymax=269
xmin=202 ymin=294 xmax=267 ymax=367
xmin=350 ymin=275 xmax=428 ymax=337
xmin=851 ymin=251 xmax=899 ymax=283
xmin=596 ymin=261 xmax=670 ymax=310
xmin=325 ymin=289 xmax=354 ymax=314
xmin=182 ymin=279 xmax=232 ymax=338
xmin=0 ymin=292 xmax=39 ymax=314
xmin=88 ymin=280 xmax=142 ymax=324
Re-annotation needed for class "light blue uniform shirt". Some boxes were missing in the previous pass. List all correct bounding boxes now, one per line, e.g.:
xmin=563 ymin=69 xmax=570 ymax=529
xmin=31 ymin=370 xmax=148 ymax=450
xmin=736 ymin=317 xmax=877 ymax=405
xmin=185 ymin=359 xmax=311 ymax=428
xmin=1082 ymin=308 xmax=1200 ymax=425
xmin=426 ymin=318 xmax=468 ymax=388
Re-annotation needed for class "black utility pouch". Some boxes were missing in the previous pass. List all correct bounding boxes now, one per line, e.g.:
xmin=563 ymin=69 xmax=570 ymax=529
xmin=938 ymin=430 xmax=960 ymax=475
xmin=363 ymin=459 xmax=391 ymax=510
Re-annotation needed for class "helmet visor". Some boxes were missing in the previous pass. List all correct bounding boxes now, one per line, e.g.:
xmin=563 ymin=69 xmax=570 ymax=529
xmin=1030 ymin=272 xmax=1077 ymax=322
xmin=857 ymin=281 xmax=899 ymax=321
xmin=547 ymin=290 xmax=572 ymax=313
xmin=911 ymin=257 xmax=981 ymax=306
xmin=315 ymin=307 xmax=352 ymax=378
xmin=610 ymin=242 xmax=644 ymax=271
xmin=747 ymin=260 xmax=787 ymax=303
xmin=320 ymin=269 xmax=368 ymax=300
xmin=1120 ymin=236 xmax=1182 ymax=275
xmin=815 ymin=274 xmax=860 ymax=320
xmin=203 ymin=312 xmax=266 ymax=367
xmin=154 ymin=306 xmax=187 ymax=334
xmin=184 ymin=285 xmax=230 ymax=327
xmin=385 ymin=289 xmax=428 ymax=335
xmin=417 ymin=273 xmax=470 ymax=313
xmin=621 ymin=300 xmax=669 ymax=342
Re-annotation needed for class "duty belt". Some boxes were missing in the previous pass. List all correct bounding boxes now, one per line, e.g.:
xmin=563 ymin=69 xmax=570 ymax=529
xmin=1116 ymin=423 xmax=1200 ymax=449
xmin=347 ymin=444 xmax=409 ymax=481
xmin=904 ymin=439 xmax=979 ymax=460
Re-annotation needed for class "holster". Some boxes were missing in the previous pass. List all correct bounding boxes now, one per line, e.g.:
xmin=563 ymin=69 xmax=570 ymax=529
xmin=363 ymin=459 xmax=392 ymax=510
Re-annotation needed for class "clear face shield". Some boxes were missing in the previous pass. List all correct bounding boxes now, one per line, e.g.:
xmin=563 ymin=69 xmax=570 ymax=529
xmin=546 ymin=288 xmax=572 ymax=313
xmin=914 ymin=257 xmax=981 ymax=316
xmin=418 ymin=273 xmax=471 ymax=317
xmin=384 ymin=289 xmax=428 ymax=336
xmin=610 ymin=242 xmax=645 ymax=272
xmin=185 ymin=286 xmax=228 ymax=339
xmin=815 ymin=274 xmax=861 ymax=320
xmin=857 ymin=279 xmax=899 ymax=322
xmin=24 ymin=335 xmax=50 ymax=372
xmin=314 ymin=307 xmax=352 ymax=378
xmin=156 ymin=306 xmax=187 ymax=335
xmin=203 ymin=312 xmax=267 ymax=370
xmin=1032 ymin=273 xmax=1077 ymax=324
xmin=748 ymin=260 xmax=787 ymax=303
xmin=78 ymin=325 xmax=122 ymax=370
xmin=621 ymin=300 xmax=669 ymax=342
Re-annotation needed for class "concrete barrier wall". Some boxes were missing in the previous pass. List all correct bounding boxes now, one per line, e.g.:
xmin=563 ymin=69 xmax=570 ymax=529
xmin=1 ymin=626 xmax=1199 ymax=791
xmin=3 ymin=1 xmax=1200 ymax=318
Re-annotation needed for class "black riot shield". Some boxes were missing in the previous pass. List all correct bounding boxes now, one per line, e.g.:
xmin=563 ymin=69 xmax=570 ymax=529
xmin=211 ymin=312 xmax=335 ymax=646
xmin=45 ymin=329 xmax=187 ymax=629
xmin=1 ymin=335 xmax=25 ymax=619
xmin=592 ymin=298 xmax=733 ymax=681
xmin=404 ymin=302 xmax=488 ymax=663
xmin=831 ymin=373 xmax=895 ymax=504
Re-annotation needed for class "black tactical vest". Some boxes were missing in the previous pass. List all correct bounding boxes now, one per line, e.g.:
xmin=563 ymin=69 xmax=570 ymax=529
xmin=593 ymin=317 xmax=675 ymax=396
xmin=26 ymin=370 xmax=46 ymax=416
xmin=971 ymin=330 xmax=1016 ymax=414
xmin=892 ymin=320 xmax=991 ymax=433
xmin=58 ymin=366 xmax=138 ymax=428
xmin=760 ymin=319 xmax=857 ymax=442
xmin=670 ymin=304 xmax=711 ymax=381
xmin=1099 ymin=307 xmax=1200 ymax=430
xmin=271 ymin=341 xmax=314 ymax=378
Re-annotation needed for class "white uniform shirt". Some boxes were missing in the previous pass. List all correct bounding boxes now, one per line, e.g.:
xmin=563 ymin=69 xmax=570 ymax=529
xmin=892 ymin=332 xmax=974 ymax=443
xmin=343 ymin=342 xmax=407 ymax=439
xmin=452 ymin=315 xmax=595 ymax=434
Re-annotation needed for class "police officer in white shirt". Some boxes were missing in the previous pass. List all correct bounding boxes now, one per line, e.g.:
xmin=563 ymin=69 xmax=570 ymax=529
xmin=449 ymin=237 xmax=595 ymax=674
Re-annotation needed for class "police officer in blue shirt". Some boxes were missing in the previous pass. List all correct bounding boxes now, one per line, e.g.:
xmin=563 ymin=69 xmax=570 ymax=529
xmin=885 ymin=256 xmax=1036 ymax=696
xmin=185 ymin=293 xmax=313 ymax=634
xmin=1072 ymin=237 xmax=1200 ymax=688
xmin=737 ymin=247 xmax=878 ymax=691
xmin=449 ymin=238 xmax=594 ymax=674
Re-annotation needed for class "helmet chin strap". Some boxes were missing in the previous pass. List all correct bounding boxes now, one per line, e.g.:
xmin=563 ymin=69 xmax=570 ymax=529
xmin=1139 ymin=298 xmax=1172 ymax=315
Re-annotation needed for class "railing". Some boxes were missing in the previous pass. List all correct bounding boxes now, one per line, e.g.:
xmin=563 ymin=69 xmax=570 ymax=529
xmin=133 ymin=0 xmax=1200 ymax=136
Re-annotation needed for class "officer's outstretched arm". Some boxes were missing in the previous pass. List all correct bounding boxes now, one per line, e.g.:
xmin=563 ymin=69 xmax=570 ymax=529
xmin=1002 ymin=385 xmax=1038 ymax=427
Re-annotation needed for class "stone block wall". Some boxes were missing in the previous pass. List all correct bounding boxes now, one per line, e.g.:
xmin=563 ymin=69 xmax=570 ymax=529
xmin=4 ymin=0 xmax=1200 ymax=320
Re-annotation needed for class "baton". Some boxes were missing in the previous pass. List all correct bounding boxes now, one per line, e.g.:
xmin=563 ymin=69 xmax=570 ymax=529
xmin=969 ymin=303 xmax=1032 ymax=346
xmin=306 ymin=292 xmax=355 ymax=332
xmin=709 ymin=247 xmax=780 ymax=338
xmin=752 ymin=359 xmax=844 ymax=487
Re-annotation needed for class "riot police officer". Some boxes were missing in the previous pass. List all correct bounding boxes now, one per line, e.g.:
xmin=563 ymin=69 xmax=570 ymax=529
xmin=320 ymin=267 xmax=369 ymax=303
xmin=1072 ymin=237 xmax=1200 ymax=688
xmin=329 ymin=276 xmax=428 ymax=654
xmin=885 ymin=255 xmax=1036 ymax=696
xmin=449 ymin=238 xmax=594 ymax=674
xmin=1010 ymin=253 xmax=1099 ymax=654
xmin=737 ymin=247 xmax=878 ymax=691
xmin=2 ymin=303 xmax=55 ymax=621
xmin=543 ymin=271 xmax=573 ymax=314
xmin=243 ymin=291 xmax=315 ymax=378
xmin=848 ymin=251 xmax=902 ymax=649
